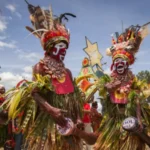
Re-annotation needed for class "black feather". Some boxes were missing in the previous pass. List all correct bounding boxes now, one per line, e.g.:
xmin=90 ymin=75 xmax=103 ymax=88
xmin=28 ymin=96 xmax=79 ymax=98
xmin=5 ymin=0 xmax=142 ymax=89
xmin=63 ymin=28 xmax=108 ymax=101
xmin=24 ymin=0 xmax=36 ymax=14
xmin=59 ymin=13 xmax=76 ymax=23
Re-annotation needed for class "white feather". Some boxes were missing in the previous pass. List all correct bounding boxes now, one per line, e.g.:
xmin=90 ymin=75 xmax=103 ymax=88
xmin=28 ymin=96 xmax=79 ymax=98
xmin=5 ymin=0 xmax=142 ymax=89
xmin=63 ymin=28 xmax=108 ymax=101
xmin=106 ymin=48 xmax=112 ymax=56
xmin=67 ymin=28 xmax=70 ymax=33
xmin=25 ymin=29 xmax=48 ymax=39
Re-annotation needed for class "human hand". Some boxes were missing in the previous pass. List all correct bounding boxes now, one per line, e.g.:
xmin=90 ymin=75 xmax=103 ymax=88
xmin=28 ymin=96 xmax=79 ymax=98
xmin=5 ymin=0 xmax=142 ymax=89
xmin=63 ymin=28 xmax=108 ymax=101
xmin=76 ymin=119 xmax=84 ymax=130
xmin=50 ymin=107 xmax=67 ymax=127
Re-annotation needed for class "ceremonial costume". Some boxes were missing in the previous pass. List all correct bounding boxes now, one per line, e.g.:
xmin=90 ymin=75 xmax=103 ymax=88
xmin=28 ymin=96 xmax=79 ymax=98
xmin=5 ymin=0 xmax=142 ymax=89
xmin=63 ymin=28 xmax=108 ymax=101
xmin=95 ymin=23 xmax=150 ymax=150
xmin=0 ymin=84 xmax=7 ymax=148
xmin=90 ymin=102 xmax=102 ymax=132
xmin=0 ymin=1 xmax=84 ymax=150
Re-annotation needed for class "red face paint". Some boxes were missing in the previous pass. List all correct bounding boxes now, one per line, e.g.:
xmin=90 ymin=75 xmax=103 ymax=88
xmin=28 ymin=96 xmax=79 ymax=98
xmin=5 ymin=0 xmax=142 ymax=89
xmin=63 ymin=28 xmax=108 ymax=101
xmin=113 ymin=58 xmax=128 ymax=74
xmin=50 ymin=42 xmax=67 ymax=61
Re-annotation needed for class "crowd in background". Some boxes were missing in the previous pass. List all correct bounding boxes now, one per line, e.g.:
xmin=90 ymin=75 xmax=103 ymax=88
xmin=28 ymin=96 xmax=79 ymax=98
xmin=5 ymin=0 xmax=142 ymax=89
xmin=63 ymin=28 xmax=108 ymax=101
xmin=82 ymin=96 xmax=102 ymax=150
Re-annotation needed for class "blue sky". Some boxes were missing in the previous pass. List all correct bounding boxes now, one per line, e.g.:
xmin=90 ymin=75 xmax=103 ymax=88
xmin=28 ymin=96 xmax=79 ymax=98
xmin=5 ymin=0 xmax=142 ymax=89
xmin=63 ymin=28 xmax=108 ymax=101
xmin=0 ymin=0 xmax=150 ymax=89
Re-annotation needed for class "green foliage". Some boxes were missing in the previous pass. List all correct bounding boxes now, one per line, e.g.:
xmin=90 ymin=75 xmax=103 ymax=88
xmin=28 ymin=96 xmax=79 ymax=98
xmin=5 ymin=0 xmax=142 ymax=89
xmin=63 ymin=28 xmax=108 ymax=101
xmin=136 ymin=70 xmax=150 ymax=83
xmin=96 ymin=74 xmax=111 ymax=98
xmin=136 ymin=70 xmax=150 ymax=101
xmin=96 ymin=73 xmax=150 ymax=149
xmin=1 ymin=74 xmax=83 ymax=149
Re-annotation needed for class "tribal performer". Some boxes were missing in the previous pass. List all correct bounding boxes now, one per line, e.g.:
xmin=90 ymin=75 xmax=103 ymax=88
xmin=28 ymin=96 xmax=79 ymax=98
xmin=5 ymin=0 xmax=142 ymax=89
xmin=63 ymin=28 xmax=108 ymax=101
xmin=0 ymin=84 xmax=15 ymax=150
xmin=0 ymin=1 xmax=97 ymax=150
xmin=0 ymin=84 xmax=7 ymax=147
xmin=94 ymin=23 xmax=150 ymax=150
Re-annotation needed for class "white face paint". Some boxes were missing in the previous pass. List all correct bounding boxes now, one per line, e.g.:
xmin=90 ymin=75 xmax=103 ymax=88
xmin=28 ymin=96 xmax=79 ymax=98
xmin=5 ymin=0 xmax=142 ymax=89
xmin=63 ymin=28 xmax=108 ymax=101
xmin=53 ymin=42 xmax=67 ymax=55
xmin=114 ymin=58 xmax=128 ymax=74
xmin=52 ymin=42 xmax=67 ymax=61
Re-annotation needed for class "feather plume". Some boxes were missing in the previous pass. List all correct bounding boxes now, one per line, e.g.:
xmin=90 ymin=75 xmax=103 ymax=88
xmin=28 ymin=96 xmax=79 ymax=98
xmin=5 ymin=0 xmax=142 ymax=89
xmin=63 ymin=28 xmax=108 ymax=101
xmin=49 ymin=5 xmax=54 ymax=30
xmin=139 ymin=22 xmax=150 ymax=39
xmin=106 ymin=48 xmax=112 ymax=56
xmin=25 ymin=28 xmax=48 ymax=39
xmin=25 ymin=26 xmax=41 ymax=38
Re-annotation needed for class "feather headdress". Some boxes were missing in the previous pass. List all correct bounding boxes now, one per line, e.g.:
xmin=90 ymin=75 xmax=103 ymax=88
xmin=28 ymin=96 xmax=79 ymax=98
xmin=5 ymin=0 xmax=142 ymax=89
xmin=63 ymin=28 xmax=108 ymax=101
xmin=25 ymin=0 xmax=76 ymax=50
xmin=106 ymin=22 xmax=150 ymax=65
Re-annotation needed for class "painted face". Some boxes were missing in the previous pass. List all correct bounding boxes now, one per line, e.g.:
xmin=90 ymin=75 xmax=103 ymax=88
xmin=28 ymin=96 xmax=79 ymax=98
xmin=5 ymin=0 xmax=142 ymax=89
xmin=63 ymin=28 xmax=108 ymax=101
xmin=50 ymin=42 xmax=67 ymax=61
xmin=114 ymin=58 xmax=128 ymax=74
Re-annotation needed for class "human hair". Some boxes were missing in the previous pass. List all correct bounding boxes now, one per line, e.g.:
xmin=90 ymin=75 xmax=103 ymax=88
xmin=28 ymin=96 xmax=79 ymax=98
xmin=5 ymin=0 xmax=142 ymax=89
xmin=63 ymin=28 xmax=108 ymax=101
xmin=92 ymin=101 xmax=98 ymax=107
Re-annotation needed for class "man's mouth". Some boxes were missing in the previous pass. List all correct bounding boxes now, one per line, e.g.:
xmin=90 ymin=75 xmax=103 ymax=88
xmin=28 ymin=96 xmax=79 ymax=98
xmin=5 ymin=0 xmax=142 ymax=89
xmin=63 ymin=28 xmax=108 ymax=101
xmin=117 ymin=64 xmax=124 ymax=74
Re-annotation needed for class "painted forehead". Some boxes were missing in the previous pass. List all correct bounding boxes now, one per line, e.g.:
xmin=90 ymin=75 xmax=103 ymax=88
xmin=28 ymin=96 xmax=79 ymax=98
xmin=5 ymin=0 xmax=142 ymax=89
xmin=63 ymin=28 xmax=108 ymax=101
xmin=54 ymin=42 xmax=67 ymax=47
xmin=114 ymin=57 xmax=126 ymax=62
xmin=55 ymin=42 xmax=66 ymax=45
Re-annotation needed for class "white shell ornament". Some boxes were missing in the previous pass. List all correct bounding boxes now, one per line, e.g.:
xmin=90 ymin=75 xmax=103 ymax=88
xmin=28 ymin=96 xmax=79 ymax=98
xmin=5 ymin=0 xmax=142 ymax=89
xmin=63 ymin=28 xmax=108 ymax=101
xmin=122 ymin=117 xmax=138 ymax=131
xmin=56 ymin=118 xmax=74 ymax=136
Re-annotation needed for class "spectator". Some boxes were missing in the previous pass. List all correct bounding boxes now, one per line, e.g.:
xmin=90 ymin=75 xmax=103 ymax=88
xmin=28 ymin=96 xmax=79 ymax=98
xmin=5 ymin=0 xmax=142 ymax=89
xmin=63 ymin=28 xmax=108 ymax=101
xmin=82 ymin=96 xmax=94 ymax=150
xmin=0 ymin=84 xmax=5 ymax=105
xmin=90 ymin=101 xmax=102 ymax=132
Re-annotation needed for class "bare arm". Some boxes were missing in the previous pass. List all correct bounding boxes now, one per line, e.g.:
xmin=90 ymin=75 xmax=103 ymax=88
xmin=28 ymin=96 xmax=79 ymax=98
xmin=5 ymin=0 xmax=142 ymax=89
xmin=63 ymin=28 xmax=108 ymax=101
xmin=73 ymin=127 xmax=98 ymax=145
xmin=83 ymin=109 xmax=91 ymax=113
xmin=31 ymin=91 xmax=67 ymax=126
xmin=32 ymin=63 xmax=67 ymax=127
xmin=136 ymin=131 xmax=150 ymax=147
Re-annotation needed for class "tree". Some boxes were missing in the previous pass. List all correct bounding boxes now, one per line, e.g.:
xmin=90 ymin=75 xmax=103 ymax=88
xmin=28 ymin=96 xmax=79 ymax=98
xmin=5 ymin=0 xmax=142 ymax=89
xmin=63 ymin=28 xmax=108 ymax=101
xmin=136 ymin=70 xmax=150 ymax=83
xmin=136 ymin=70 xmax=150 ymax=102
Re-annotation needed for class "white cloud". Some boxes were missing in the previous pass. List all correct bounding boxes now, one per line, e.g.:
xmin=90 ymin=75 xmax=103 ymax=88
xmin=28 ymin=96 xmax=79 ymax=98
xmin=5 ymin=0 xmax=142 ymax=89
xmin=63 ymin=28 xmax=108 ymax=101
xmin=0 ymin=65 xmax=34 ymax=89
xmin=14 ymin=49 xmax=41 ymax=62
xmin=23 ymin=66 xmax=33 ymax=73
xmin=0 ymin=36 xmax=7 ymax=40
xmin=0 ymin=72 xmax=24 ymax=89
xmin=0 ymin=71 xmax=32 ymax=89
xmin=21 ymin=72 xmax=32 ymax=79
xmin=0 ymin=18 xmax=7 ymax=32
xmin=5 ymin=4 xmax=22 ymax=19
xmin=18 ymin=52 xmax=41 ymax=62
xmin=2 ymin=64 xmax=25 ymax=69
xmin=15 ymin=12 xmax=22 ymax=19
xmin=6 ymin=4 xmax=16 ymax=13
xmin=0 ymin=41 xmax=17 ymax=49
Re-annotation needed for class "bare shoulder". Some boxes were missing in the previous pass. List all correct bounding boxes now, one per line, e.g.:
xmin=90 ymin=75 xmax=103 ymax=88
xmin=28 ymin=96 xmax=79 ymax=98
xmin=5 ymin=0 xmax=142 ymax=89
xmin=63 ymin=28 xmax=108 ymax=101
xmin=33 ymin=62 xmax=45 ymax=76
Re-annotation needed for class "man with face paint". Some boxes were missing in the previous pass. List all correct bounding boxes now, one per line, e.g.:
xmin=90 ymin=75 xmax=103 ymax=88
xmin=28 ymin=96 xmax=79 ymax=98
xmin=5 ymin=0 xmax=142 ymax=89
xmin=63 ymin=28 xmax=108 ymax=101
xmin=94 ymin=23 xmax=150 ymax=150
xmin=0 ymin=1 xmax=98 ymax=150
xmin=0 ymin=85 xmax=15 ymax=150
xmin=0 ymin=84 xmax=7 ymax=149
xmin=0 ymin=84 xmax=7 ymax=126
xmin=26 ymin=2 xmax=81 ymax=149
xmin=49 ymin=42 xmax=67 ymax=61
xmin=112 ymin=58 xmax=128 ymax=75
xmin=0 ymin=84 xmax=6 ymax=125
